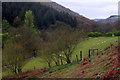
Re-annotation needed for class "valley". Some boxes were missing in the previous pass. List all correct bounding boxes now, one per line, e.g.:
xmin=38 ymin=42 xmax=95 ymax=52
xmin=1 ymin=1 xmax=120 ymax=79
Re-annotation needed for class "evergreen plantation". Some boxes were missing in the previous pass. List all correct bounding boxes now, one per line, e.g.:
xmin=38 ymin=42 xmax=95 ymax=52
xmin=2 ymin=2 xmax=77 ymax=30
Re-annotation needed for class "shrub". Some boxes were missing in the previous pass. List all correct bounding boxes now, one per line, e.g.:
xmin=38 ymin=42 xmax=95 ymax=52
xmin=105 ymin=32 xmax=113 ymax=37
xmin=114 ymin=31 xmax=120 ymax=36
xmin=88 ymin=32 xmax=102 ymax=37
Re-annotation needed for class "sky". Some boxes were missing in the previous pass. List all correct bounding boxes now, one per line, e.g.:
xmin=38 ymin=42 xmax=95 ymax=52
xmin=52 ymin=0 xmax=120 ymax=19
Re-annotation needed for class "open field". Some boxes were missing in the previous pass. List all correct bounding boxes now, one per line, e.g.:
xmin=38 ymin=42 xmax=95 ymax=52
xmin=73 ymin=37 xmax=118 ymax=59
xmin=23 ymin=37 xmax=118 ymax=71
xmin=2 ymin=37 xmax=118 ymax=77
xmin=3 ymin=40 xmax=119 ymax=79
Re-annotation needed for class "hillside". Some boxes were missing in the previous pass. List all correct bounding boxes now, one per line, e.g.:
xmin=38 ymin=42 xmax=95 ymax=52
xmin=2 ymin=2 xmax=95 ymax=31
xmin=39 ymin=45 xmax=119 ymax=78
xmin=93 ymin=15 xmax=120 ymax=32
xmin=2 ymin=37 xmax=120 ymax=79
xmin=21 ymin=37 xmax=118 ymax=72
xmin=3 ymin=39 xmax=120 ymax=79
xmin=94 ymin=15 xmax=120 ymax=23
xmin=41 ymin=2 xmax=94 ymax=24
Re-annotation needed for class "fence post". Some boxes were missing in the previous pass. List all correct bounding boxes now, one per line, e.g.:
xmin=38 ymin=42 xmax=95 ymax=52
xmin=76 ymin=55 xmax=79 ymax=62
xmin=80 ymin=51 xmax=82 ymax=61
xmin=88 ymin=52 xmax=91 ymax=58
xmin=89 ymin=49 xmax=91 ymax=56
xmin=91 ymin=49 xmax=94 ymax=56
xmin=88 ymin=50 xmax=91 ymax=62
xmin=61 ymin=59 xmax=63 ymax=65
xmin=97 ymin=49 xmax=99 ymax=55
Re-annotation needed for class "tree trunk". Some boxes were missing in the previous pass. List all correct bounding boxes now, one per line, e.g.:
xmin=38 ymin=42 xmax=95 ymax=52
xmin=80 ymin=51 xmax=82 ymax=61
xmin=76 ymin=55 xmax=79 ymax=62
xmin=66 ymin=60 xmax=71 ymax=64
xmin=53 ymin=59 xmax=59 ymax=66
xmin=13 ymin=66 xmax=17 ymax=74
xmin=33 ymin=49 xmax=37 ymax=57
xmin=47 ymin=61 xmax=51 ymax=68
xmin=55 ymin=62 xmax=58 ymax=66
xmin=57 ymin=59 xmax=60 ymax=66
xmin=66 ymin=57 xmax=71 ymax=64
xmin=61 ymin=59 xmax=63 ymax=65
xmin=64 ymin=50 xmax=71 ymax=64
xmin=18 ymin=68 xmax=22 ymax=73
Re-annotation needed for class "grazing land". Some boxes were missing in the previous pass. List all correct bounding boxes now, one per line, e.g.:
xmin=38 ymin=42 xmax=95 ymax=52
xmin=2 ymin=2 xmax=120 ymax=79
xmin=21 ymin=37 xmax=118 ymax=71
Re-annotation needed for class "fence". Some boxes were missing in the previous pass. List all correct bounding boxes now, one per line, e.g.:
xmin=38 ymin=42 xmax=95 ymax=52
xmin=74 ymin=43 xmax=117 ymax=63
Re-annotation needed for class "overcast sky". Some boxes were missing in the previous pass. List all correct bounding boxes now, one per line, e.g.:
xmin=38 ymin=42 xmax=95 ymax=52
xmin=52 ymin=0 xmax=119 ymax=19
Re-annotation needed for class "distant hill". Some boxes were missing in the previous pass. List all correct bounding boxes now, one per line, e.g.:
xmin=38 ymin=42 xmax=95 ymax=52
xmin=105 ymin=15 xmax=120 ymax=23
xmin=93 ymin=15 xmax=120 ymax=23
xmin=93 ymin=19 xmax=105 ymax=22
xmin=93 ymin=15 xmax=120 ymax=32
xmin=93 ymin=19 xmax=104 ymax=22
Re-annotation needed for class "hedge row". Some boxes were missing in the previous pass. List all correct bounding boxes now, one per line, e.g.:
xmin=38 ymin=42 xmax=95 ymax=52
xmin=88 ymin=32 xmax=120 ymax=37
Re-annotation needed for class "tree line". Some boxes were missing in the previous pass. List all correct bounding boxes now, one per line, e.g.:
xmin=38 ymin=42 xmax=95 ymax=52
xmin=2 ymin=2 xmax=77 ymax=30
xmin=88 ymin=32 xmax=120 ymax=37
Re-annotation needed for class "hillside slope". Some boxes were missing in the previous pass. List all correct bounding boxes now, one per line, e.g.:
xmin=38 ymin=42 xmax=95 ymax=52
xmin=3 ymin=39 xmax=120 ymax=79
xmin=41 ymin=2 xmax=94 ymax=24
xmin=94 ymin=15 xmax=120 ymax=23
xmin=2 ymin=2 xmax=95 ymax=31
xmin=38 ymin=44 xmax=120 ymax=79
xmin=22 ymin=37 xmax=118 ymax=72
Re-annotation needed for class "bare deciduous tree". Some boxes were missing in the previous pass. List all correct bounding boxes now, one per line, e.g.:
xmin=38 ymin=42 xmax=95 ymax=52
xmin=3 ymin=43 xmax=28 ymax=74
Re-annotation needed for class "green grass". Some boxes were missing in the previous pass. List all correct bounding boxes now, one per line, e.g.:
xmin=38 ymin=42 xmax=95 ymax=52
xmin=39 ymin=63 xmax=78 ymax=78
xmin=2 ymin=69 xmax=14 ymax=78
xmin=3 ymin=37 xmax=118 ymax=77
xmin=23 ymin=37 xmax=118 ymax=71
xmin=72 ymin=37 xmax=118 ymax=59
xmin=22 ymin=57 xmax=48 ymax=71
xmin=39 ymin=49 xmax=118 ymax=78
xmin=22 ymin=57 xmax=67 ymax=72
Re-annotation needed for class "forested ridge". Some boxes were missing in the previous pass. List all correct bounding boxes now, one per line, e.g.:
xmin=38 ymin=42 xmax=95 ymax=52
xmin=2 ymin=2 xmax=77 ymax=30
xmin=2 ymin=2 xmax=120 ymax=32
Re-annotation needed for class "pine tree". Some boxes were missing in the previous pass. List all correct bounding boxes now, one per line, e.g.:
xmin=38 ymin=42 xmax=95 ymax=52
xmin=2 ymin=19 xmax=10 ymax=32
xmin=13 ymin=16 xmax=22 ymax=28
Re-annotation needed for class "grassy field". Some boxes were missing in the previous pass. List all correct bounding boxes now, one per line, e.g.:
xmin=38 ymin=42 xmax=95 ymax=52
xmin=23 ymin=37 xmax=118 ymax=71
xmin=2 ymin=37 xmax=118 ymax=77
xmin=73 ymin=37 xmax=118 ymax=59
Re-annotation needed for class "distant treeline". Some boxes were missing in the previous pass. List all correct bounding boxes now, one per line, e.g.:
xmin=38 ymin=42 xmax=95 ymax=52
xmin=2 ymin=2 xmax=77 ymax=30
xmin=88 ymin=32 xmax=120 ymax=37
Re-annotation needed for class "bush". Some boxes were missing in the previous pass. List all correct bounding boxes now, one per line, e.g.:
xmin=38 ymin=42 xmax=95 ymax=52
xmin=105 ymin=32 xmax=113 ymax=37
xmin=88 ymin=32 xmax=102 ymax=37
xmin=114 ymin=31 xmax=120 ymax=36
xmin=2 ymin=33 xmax=11 ymax=47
